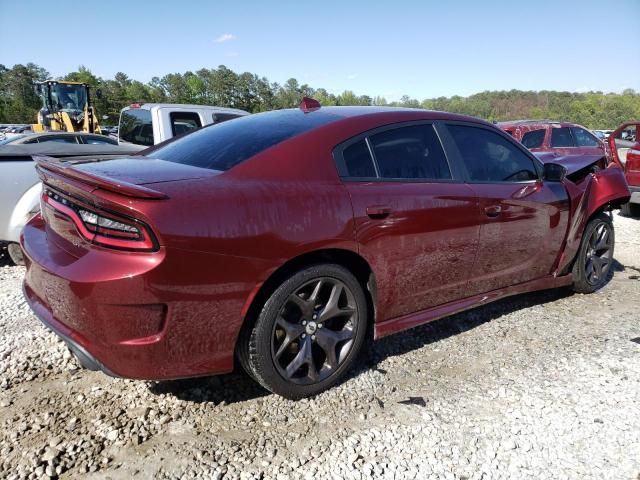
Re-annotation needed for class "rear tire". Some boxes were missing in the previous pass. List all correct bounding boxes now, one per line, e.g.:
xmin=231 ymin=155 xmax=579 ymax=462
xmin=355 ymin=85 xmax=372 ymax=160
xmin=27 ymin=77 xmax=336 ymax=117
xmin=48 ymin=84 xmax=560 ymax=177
xmin=241 ymin=264 xmax=367 ymax=399
xmin=620 ymin=202 xmax=640 ymax=218
xmin=7 ymin=243 xmax=24 ymax=266
xmin=571 ymin=213 xmax=614 ymax=294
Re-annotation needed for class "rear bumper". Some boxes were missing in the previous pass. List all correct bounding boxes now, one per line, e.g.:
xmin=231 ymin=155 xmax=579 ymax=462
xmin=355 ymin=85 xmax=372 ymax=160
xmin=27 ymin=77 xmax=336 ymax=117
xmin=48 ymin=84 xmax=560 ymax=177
xmin=629 ymin=185 xmax=640 ymax=204
xmin=20 ymin=214 xmax=250 ymax=380
xmin=23 ymin=281 xmax=116 ymax=376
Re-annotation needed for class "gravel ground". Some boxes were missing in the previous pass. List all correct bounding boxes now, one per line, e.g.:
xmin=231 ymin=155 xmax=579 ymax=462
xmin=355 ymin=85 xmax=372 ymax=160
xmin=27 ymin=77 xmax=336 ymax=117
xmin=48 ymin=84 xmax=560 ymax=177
xmin=1 ymin=212 xmax=639 ymax=480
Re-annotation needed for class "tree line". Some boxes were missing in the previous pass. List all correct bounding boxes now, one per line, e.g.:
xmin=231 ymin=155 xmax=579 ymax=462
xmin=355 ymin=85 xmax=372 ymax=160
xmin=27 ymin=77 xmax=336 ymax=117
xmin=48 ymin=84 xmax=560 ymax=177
xmin=1 ymin=62 xmax=639 ymax=129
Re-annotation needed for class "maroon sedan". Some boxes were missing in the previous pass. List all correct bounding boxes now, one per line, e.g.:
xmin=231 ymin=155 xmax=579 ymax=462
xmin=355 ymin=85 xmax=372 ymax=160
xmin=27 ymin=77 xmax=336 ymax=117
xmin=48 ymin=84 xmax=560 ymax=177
xmin=22 ymin=102 xmax=630 ymax=399
xmin=498 ymin=120 xmax=607 ymax=157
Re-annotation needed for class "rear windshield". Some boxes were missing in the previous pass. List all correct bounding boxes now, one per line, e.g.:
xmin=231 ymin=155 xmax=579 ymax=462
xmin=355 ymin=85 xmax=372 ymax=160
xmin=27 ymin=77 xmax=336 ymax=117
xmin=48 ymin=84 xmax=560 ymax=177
xmin=146 ymin=109 xmax=338 ymax=171
xmin=119 ymin=108 xmax=153 ymax=146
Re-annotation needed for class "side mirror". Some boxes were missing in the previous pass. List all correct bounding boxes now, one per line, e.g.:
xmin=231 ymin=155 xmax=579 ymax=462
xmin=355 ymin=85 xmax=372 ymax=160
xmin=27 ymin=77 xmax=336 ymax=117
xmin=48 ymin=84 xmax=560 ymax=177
xmin=95 ymin=89 xmax=103 ymax=99
xmin=542 ymin=162 xmax=567 ymax=182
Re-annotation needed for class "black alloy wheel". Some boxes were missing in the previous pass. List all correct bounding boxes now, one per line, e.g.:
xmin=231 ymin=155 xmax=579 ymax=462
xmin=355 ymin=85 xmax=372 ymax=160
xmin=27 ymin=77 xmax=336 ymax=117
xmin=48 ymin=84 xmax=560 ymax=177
xmin=240 ymin=264 xmax=367 ymax=399
xmin=572 ymin=213 xmax=615 ymax=293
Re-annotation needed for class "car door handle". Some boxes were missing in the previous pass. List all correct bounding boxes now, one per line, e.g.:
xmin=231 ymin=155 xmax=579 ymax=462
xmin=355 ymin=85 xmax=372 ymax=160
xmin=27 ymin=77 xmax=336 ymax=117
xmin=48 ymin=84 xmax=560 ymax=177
xmin=366 ymin=205 xmax=392 ymax=219
xmin=484 ymin=205 xmax=502 ymax=218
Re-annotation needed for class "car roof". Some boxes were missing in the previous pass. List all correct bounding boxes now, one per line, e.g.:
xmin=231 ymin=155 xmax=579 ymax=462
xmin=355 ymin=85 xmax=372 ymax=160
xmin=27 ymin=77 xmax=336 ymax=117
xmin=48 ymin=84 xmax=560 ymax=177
xmin=122 ymin=103 xmax=249 ymax=115
xmin=497 ymin=119 xmax=580 ymax=129
xmin=281 ymin=106 xmax=493 ymax=125
xmin=14 ymin=132 xmax=104 ymax=139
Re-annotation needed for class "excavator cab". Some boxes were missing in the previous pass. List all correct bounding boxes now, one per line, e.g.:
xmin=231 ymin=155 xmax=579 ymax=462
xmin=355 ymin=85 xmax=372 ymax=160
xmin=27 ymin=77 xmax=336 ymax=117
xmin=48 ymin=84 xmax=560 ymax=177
xmin=33 ymin=81 xmax=101 ymax=134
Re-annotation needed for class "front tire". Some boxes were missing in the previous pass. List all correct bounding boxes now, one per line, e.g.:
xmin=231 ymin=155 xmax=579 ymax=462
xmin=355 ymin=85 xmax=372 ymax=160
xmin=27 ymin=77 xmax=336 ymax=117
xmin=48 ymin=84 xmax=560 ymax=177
xmin=571 ymin=213 xmax=614 ymax=293
xmin=242 ymin=264 xmax=367 ymax=399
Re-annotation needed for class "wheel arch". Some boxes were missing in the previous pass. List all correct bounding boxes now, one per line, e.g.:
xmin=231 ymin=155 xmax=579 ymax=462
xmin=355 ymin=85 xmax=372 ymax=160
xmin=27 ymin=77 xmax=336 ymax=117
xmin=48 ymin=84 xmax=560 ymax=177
xmin=236 ymin=248 xmax=377 ymax=356
xmin=560 ymin=205 xmax=614 ymax=275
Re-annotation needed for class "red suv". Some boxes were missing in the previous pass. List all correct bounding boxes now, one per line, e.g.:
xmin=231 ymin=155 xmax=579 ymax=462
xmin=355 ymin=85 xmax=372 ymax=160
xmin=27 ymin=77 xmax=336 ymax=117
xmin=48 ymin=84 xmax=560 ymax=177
xmin=608 ymin=121 xmax=640 ymax=217
xmin=498 ymin=120 xmax=607 ymax=157
xmin=21 ymin=103 xmax=630 ymax=398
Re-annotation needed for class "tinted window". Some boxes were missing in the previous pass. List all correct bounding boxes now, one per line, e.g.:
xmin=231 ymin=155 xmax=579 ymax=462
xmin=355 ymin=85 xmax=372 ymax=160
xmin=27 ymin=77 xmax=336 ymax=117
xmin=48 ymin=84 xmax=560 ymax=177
xmin=521 ymin=129 xmax=545 ymax=148
xmin=448 ymin=125 xmax=538 ymax=182
xmin=148 ymin=110 xmax=338 ymax=171
xmin=550 ymin=127 xmax=575 ymax=147
xmin=369 ymin=125 xmax=451 ymax=180
xmin=84 ymin=136 xmax=117 ymax=145
xmin=571 ymin=127 xmax=600 ymax=147
xmin=119 ymin=108 xmax=153 ymax=146
xmin=213 ymin=113 xmax=242 ymax=123
xmin=342 ymin=140 xmax=376 ymax=178
xmin=39 ymin=136 xmax=78 ymax=144
xmin=170 ymin=112 xmax=201 ymax=137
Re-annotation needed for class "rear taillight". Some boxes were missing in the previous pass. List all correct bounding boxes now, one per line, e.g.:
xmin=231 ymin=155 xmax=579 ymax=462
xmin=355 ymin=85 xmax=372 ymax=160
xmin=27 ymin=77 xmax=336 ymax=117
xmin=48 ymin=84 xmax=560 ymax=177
xmin=42 ymin=188 xmax=156 ymax=251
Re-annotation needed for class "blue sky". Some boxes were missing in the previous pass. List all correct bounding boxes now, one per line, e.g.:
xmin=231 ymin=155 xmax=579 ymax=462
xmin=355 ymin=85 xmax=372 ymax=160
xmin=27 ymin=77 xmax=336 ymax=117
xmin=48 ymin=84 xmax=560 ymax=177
xmin=1 ymin=0 xmax=639 ymax=101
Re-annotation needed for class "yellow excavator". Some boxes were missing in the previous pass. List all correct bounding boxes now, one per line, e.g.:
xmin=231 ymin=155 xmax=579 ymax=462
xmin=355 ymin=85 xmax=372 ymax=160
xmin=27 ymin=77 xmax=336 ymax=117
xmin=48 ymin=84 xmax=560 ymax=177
xmin=33 ymin=80 xmax=102 ymax=134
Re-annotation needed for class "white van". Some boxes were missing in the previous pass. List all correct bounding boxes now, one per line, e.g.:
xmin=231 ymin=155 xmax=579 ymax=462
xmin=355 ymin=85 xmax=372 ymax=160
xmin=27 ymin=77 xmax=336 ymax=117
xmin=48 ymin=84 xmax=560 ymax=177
xmin=118 ymin=103 xmax=248 ymax=147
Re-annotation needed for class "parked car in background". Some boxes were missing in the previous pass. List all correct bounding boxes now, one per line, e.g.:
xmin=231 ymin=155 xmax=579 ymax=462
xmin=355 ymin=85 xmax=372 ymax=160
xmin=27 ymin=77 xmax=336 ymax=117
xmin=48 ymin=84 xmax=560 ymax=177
xmin=22 ymin=102 xmax=630 ymax=399
xmin=608 ymin=121 xmax=640 ymax=216
xmin=118 ymin=103 xmax=248 ymax=147
xmin=0 ymin=132 xmax=118 ymax=146
xmin=0 ymin=143 xmax=145 ymax=265
xmin=1 ymin=125 xmax=33 ymax=140
xmin=498 ymin=120 xmax=607 ymax=157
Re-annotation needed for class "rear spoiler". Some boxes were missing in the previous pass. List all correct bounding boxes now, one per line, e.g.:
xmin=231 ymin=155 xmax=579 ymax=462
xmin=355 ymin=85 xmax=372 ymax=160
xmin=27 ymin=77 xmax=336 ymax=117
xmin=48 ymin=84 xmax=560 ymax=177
xmin=33 ymin=155 xmax=168 ymax=200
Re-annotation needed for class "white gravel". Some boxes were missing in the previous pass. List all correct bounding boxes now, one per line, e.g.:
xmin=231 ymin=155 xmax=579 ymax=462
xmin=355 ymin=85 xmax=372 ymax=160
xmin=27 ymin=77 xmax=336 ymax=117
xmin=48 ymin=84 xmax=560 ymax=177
xmin=1 ymin=212 xmax=639 ymax=479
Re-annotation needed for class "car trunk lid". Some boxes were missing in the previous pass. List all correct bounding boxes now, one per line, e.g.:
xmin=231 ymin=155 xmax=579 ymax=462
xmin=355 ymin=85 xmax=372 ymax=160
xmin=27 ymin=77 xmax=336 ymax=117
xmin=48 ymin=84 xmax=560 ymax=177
xmin=34 ymin=155 xmax=218 ymax=257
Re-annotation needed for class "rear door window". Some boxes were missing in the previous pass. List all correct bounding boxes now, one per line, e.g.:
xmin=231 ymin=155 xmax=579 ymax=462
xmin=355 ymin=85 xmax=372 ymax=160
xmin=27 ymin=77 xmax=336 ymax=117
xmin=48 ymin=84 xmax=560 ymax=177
xmin=341 ymin=140 xmax=377 ymax=178
xmin=550 ymin=127 xmax=575 ymax=147
xmin=369 ymin=125 xmax=451 ymax=180
xmin=521 ymin=129 xmax=545 ymax=148
xmin=447 ymin=124 xmax=538 ymax=182
xmin=170 ymin=112 xmax=202 ymax=137
xmin=570 ymin=127 xmax=600 ymax=147
xmin=119 ymin=108 xmax=154 ymax=146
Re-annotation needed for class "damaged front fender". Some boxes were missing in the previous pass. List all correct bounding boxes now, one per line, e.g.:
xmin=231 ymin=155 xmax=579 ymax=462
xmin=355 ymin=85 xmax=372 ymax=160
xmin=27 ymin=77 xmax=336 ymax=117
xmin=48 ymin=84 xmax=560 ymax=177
xmin=555 ymin=164 xmax=630 ymax=275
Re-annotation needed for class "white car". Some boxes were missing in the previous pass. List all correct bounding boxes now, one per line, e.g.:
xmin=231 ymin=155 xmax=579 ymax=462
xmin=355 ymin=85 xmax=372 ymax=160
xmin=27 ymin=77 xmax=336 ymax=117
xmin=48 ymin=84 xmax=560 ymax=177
xmin=0 ymin=143 xmax=145 ymax=264
xmin=118 ymin=103 xmax=248 ymax=147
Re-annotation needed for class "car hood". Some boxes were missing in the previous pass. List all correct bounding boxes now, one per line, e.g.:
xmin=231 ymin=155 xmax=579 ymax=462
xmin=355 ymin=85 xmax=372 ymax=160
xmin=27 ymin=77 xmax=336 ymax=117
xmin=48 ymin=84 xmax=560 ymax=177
xmin=533 ymin=152 xmax=607 ymax=176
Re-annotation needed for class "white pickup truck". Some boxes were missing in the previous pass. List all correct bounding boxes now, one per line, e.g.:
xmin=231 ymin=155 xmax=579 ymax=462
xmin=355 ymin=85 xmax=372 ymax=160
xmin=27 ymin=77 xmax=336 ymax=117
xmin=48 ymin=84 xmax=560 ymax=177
xmin=118 ymin=103 xmax=248 ymax=147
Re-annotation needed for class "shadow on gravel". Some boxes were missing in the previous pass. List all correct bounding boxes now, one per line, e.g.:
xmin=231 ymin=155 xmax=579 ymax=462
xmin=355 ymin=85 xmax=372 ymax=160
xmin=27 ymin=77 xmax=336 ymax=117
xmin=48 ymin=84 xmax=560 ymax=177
xmin=356 ymin=287 xmax=573 ymax=376
xmin=150 ymin=288 xmax=574 ymax=404
xmin=0 ymin=245 xmax=14 ymax=267
xmin=613 ymin=259 xmax=640 ymax=276
xmin=147 ymin=371 xmax=269 ymax=405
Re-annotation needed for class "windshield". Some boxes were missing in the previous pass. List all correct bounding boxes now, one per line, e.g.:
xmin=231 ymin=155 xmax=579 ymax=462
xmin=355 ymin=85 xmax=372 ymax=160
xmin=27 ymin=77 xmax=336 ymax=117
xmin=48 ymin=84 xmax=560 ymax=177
xmin=119 ymin=108 xmax=154 ymax=146
xmin=50 ymin=84 xmax=87 ymax=112
xmin=0 ymin=134 xmax=26 ymax=145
